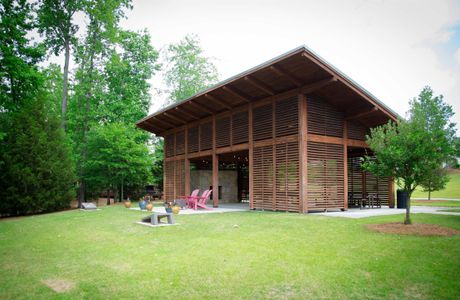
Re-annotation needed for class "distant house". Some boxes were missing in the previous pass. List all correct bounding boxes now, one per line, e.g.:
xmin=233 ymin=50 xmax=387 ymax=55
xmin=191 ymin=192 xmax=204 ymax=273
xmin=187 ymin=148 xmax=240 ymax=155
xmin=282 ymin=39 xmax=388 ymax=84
xmin=137 ymin=46 xmax=397 ymax=212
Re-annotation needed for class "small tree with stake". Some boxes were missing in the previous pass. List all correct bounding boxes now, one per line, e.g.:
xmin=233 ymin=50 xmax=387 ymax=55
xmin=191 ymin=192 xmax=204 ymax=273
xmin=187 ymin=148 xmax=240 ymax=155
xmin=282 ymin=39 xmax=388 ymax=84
xmin=363 ymin=87 xmax=456 ymax=224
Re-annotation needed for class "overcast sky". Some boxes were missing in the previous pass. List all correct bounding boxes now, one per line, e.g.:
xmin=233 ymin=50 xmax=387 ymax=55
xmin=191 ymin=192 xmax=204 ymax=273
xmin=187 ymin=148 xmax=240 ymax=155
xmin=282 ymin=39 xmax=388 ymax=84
xmin=118 ymin=0 xmax=460 ymax=125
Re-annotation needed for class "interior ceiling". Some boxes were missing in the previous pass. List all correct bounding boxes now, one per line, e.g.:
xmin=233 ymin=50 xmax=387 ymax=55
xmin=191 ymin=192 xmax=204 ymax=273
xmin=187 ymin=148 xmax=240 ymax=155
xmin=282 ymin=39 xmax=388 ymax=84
xmin=137 ymin=46 xmax=398 ymax=135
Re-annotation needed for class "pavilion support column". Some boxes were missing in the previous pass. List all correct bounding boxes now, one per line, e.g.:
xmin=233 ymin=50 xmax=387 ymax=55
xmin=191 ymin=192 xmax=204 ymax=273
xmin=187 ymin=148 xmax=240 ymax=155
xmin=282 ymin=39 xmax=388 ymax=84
xmin=388 ymin=177 xmax=395 ymax=208
xmin=184 ymin=127 xmax=190 ymax=196
xmin=248 ymin=103 xmax=254 ymax=209
xmin=212 ymin=115 xmax=219 ymax=207
xmin=298 ymin=93 xmax=308 ymax=213
xmin=343 ymin=120 xmax=348 ymax=210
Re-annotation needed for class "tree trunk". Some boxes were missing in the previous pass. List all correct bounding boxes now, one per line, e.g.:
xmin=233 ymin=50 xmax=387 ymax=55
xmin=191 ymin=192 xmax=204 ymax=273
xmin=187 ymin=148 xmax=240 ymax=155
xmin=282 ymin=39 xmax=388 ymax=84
xmin=121 ymin=177 xmax=124 ymax=202
xmin=62 ymin=39 xmax=70 ymax=128
xmin=428 ymin=190 xmax=431 ymax=201
xmin=78 ymin=181 xmax=85 ymax=208
xmin=404 ymin=194 xmax=412 ymax=225
xmin=106 ymin=189 xmax=110 ymax=205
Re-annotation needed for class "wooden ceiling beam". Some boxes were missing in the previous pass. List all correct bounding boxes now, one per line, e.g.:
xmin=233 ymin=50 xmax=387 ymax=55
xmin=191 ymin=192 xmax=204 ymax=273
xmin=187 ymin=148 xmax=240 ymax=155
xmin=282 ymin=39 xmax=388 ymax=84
xmin=175 ymin=106 xmax=199 ymax=120
xmin=138 ymin=121 xmax=159 ymax=133
xmin=146 ymin=119 xmax=166 ymax=130
xmin=222 ymin=85 xmax=251 ymax=102
xmin=163 ymin=112 xmax=186 ymax=125
xmin=244 ymin=76 xmax=275 ymax=95
xmin=205 ymin=93 xmax=232 ymax=110
xmin=346 ymin=106 xmax=378 ymax=120
xmin=269 ymin=65 xmax=302 ymax=87
xmin=301 ymin=77 xmax=337 ymax=94
xmin=189 ymin=100 xmax=214 ymax=115
xmin=153 ymin=116 xmax=175 ymax=128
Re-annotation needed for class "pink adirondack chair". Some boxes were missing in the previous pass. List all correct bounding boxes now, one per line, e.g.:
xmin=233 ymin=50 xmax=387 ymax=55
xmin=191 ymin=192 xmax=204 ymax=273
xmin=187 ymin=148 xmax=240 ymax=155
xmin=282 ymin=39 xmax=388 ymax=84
xmin=189 ymin=189 xmax=212 ymax=210
xmin=196 ymin=189 xmax=213 ymax=210
xmin=178 ymin=189 xmax=200 ymax=209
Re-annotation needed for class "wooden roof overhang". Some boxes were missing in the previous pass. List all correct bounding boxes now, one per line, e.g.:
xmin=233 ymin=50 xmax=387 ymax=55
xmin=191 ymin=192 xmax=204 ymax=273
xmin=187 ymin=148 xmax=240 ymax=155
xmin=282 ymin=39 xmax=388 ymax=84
xmin=136 ymin=46 xmax=399 ymax=136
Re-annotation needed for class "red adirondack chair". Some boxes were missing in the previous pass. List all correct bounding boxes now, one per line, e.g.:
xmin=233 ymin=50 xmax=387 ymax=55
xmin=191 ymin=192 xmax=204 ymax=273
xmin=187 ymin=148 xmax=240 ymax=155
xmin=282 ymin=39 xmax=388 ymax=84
xmin=189 ymin=189 xmax=213 ymax=210
xmin=178 ymin=189 xmax=200 ymax=209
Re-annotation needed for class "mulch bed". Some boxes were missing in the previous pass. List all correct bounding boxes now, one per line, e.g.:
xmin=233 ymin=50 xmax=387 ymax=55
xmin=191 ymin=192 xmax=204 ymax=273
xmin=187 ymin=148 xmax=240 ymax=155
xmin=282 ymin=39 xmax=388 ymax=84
xmin=365 ymin=222 xmax=460 ymax=236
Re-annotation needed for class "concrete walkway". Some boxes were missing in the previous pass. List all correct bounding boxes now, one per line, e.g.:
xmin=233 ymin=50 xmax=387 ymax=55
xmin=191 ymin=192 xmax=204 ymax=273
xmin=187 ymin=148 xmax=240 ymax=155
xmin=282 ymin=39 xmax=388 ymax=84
xmin=413 ymin=198 xmax=460 ymax=201
xmin=130 ymin=203 xmax=249 ymax=215
xmin=315 ymin=206 xmax=460 ymax=219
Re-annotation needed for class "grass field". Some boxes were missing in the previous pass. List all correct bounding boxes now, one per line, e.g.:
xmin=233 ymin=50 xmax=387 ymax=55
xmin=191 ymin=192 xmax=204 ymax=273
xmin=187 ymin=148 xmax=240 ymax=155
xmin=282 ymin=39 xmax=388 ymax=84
xmin=0 ymin=206 xmax=459 ymax=299
xmin=412 ymin=200 xmax=460 ymax=207
xmin=410 ymin=169 xmax=460 ymax=199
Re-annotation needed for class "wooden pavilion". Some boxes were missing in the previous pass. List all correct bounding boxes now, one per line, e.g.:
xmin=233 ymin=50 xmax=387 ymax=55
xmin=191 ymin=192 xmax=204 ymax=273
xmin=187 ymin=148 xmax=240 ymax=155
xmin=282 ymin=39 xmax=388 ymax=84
xmin=137 ymin=46 xmax=397 ymax=212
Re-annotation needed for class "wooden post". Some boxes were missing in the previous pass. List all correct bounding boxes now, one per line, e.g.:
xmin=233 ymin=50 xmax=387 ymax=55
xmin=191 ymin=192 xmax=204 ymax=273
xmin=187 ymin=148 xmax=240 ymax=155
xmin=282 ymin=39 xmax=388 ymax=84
xmin=248 ymin=103 xmax=254 ymax=209
xmin=298 ymin=93 xmax=308 ymax=213
xmin=163 ymin=140 xmax=167 ymax=201
xmin=272 ymin=100 xmax=276 ymax=211
xmin=212 ymin=115 xmax=219 ymax=207
xmin=184 ymin=127 xmax=190 ymax=196
xmin=343 ymin=120 xmax=348 ymax=210
xmin=173 ymin=134 xmax=176 ymax=200
xmin=388 ymin=177 xmax=395 ymax=208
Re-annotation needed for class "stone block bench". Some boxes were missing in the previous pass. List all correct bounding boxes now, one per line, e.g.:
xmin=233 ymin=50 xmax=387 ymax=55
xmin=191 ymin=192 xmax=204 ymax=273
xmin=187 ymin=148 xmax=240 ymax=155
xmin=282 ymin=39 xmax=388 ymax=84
xmin=141 ymin=212 xmax=175 ymax=225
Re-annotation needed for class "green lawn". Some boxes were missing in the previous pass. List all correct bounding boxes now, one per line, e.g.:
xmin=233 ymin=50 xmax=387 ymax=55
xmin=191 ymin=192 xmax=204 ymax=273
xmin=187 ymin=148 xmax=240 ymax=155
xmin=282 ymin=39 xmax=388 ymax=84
xmin=412 ymin=200 xmax=460 ymax=207
xmin=1 ymin=206 xmax=459 ymax=299
xmin=410 ymin=170 xmax=460 ymax=199
xmin=438 ymin=209 xmax=460 ymax=213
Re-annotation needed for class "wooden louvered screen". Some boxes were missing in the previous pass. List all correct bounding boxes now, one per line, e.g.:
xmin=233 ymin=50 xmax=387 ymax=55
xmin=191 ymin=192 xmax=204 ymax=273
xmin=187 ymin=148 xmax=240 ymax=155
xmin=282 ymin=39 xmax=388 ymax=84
xmin=216 ymin=116 xmax=231 ymax=148
xmin=275 ymin=142 xmax=300 ymax=211
xmin=253 ymin=104 xmax=273 ymax=141
xmin=307 ymin=97 xmax=344 ymax=137
xmin=164 ymin=161 xmax=175 ymax=200
xmin=188 ymin=126 xmax=199 ymax=153
xmin=164 ymin=134 xmax=175 ymax=158
xmin=199 ymin=122 xmax=213 ymax=151
xmin=175 ymin=131 xmax=185 ymax=155
xmin=275 ymin=97 xmax=298 ymax=137
xmin=347 ymin=121 xmax=369 ymax=140
xmin=348 ymin=157 xmax=364 ymax=205
xmin=365 ymin=170 xmax=390 ymax=206
xmin=175 ymin=159 xmax=185 ymax=198
xmin=348 ymin=156 xmax=390 ymax=206
xmin=307 ymin=141 xmax=344 ymax=210
xmin=232 ymin=111 xmax=248 ymax=144
xmin=253 ymin=145 xmax=274 ymax=210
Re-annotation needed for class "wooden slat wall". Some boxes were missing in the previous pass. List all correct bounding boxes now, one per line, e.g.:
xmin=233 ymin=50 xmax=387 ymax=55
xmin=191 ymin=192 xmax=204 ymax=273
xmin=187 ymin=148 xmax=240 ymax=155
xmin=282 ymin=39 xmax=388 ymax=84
xmin=216 ymin=116 xmax=231 ymax=148
xmin=199 ymin=121 xmax=213 ymax=151
xmin=307 ymin=97 xmax=344 ymax=137
xmin=275 ymin=141 xmax=300 ymax=211
xmin=307 ymin=141 xmax=344 ymax=210
xmin=275 ymin=96 xmax=298 ymax=137
xmin=187 ymin=126 xmax=199 ymax=153
xmin=253 ymin=104 xmax=273 ymax=141
xmin=253 ymin=145 xmax=274 ymax=210
xmin=175 ymin=159 xmax=185 ymax=198
xmin=175 ymin=131 xmax=185 ymax=155
xmin=164 ymin=160 xmax=175 ymax=200
xmin=232 ymin=111 xmax=248 ymax=144
xmin=165 ymin=134 xmax=175 ymax=158
xmin=348 ymin=156 xmax=390 ymax=205
xmin=347 ymin=121 xmax=369 ymax=141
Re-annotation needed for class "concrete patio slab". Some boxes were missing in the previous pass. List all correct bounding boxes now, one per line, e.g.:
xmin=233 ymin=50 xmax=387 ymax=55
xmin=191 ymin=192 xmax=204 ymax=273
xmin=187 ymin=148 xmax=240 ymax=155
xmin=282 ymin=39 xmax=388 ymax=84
xmin=314 ymin=206 xmax=460 ymax=218
xmin=129 ymin=203 xmax=249 ymax=215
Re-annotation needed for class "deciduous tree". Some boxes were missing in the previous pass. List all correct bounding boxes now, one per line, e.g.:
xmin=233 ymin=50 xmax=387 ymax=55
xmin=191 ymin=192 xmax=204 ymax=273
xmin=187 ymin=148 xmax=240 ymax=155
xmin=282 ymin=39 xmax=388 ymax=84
xmin=364 ymin=87 xmax=456 ymax=224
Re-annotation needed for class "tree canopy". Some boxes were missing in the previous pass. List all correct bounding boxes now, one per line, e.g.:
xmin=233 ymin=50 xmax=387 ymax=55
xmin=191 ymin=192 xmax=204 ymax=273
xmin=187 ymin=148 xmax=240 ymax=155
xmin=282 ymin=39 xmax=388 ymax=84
xmin=163 ymin=34 xmax=219 ymax=103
